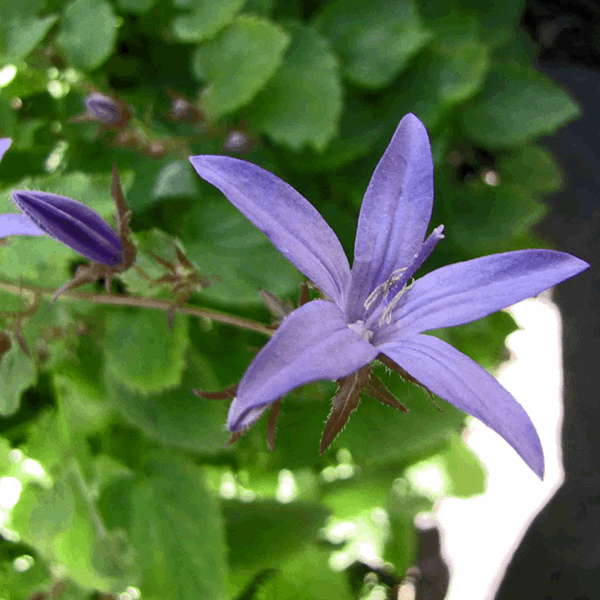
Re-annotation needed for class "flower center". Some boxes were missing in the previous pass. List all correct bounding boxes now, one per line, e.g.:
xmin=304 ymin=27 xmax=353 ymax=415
xmin=348 ymin=319 xmax=374 ymax=342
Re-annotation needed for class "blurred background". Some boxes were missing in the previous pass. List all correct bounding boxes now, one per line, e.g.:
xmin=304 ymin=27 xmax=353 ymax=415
xmin=0 ymin=0 xmax=597 ymax=599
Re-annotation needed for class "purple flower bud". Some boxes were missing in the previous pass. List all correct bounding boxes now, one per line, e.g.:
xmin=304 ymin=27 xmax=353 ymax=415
xmin=84 ymin=93 xmax=123 ymax=125
xmin=9 ymin=191 xmax=123 ymax=266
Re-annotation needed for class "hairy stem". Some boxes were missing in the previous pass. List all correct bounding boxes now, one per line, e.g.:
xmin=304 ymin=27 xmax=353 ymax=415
xmin=0 ymin=278 xmax=273 ymax=337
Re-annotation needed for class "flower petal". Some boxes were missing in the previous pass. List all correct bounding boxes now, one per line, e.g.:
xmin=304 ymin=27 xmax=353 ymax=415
xmin=378 ymin=335 xmax=544 ymax=478
xmin=385 ymin=250 xmax=589 ymax=339
xmin=189 ymin=155 xmax=350 ymax=305
xmin=0 ymin=138 xmax=11 ymax=162
xmin=228 ymin=300 xmax=378 ymax=431
xmin=0 ymin=214 xmax=46 ymax=237
xmin=347 ymin=114 xmax=434 ymax=320
xmin=10 ymin=191 xmax=123 ymax=265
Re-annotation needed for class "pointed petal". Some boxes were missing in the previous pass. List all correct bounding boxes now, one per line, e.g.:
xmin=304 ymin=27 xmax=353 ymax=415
xmin=0 ymin=138 xmax=11 ymax=162
xmin=228 ymin=300 xmax=378 ymax=431
xmin=10 ymin=191 xmax=123 ymax=266
xmin=189 ymin=155 xmax=350 ymax=305
xmin=385 ymin=250 xmax=589 ymax=339
xmin=347 ymin=114 xmax=434 ymax=319
xmin=379 ymin=335 xmax=544 ymax=478
xmin=0 ymin=214 xmax=46 ymax=238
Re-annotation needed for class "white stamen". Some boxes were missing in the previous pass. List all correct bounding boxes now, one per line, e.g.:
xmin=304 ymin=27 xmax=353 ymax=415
xmin=363 ymin=267 xmax=407 ymax=311
xmin=379 ymin=279 xmax=415 ymax=326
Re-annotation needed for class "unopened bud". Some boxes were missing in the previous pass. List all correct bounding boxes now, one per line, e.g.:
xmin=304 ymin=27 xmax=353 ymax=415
xmin=168 ymin=93 xmax=202 ymax=123
xmin=85 ymin=93 xmax=124 ymax=124
xmin=223 ymin=130 xmax=254 ymax=153
xmin=7 ymin=191 xmax=123 ymax=265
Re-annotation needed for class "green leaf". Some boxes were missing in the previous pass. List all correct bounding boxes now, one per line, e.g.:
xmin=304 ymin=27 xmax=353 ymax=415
xmin=0 ymin=0 xmax=44 ymax=21
xmin=151 ymin=159 xmax=199 ymax=200
xmin=12 ymin=458 xmax=123 ymax=591
xmin=315 ymin=0 xmax=432 ymax=88
xmin=56 ymin=0 xmax=119 ymax=70
xmin=242 ymin=0 xmax=274 ymax=16
xmin=117 ymin=0 xmax=156 ymax=13
xmin=442 ymin=434 xmax=486 ymax=497
xmin=129 ymin=453 xmax=227 ymax=600
xmin=432 ymin=41 xmax=489 ymax=105
xmin=455 ymin=0 xmax=525 ymax=48
xmin=278 ymin=97 xmax=384 ymax=172
xmin=247 ymin=23 xmax=342 ymax=151
xmin=105 ymin=348 xmax=231 ymax=454
xmin=224 ymin=499 xmax=329 ymax=592
xmin=191 ymin=15 xmax=291 ymax=120
xmin=0 ymin=540 xmax=51 ymax=599
xmin=104 ymin=309 xmax=189 ymax=394
xmin=3 ymin=15 xmax=59 ymax=61
xmin=438 ymin=175 xmax=548 ymax=255
xmin=171 ymin=0 xmax=246 ymax=42
xmin=0 ymin=341 xmax=36 ymax=416
xmin=260 ymin=547 xmax=355 ymax=600
xmin=462 ymin=64 xmax=580 ymax=148
xmin=168 ymin=193 xmax=303 ymax=305
xmin=498 ymin=145 xmax=562 ymax=194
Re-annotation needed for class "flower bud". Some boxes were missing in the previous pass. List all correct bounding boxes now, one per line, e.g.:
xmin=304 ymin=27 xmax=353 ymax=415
xmin=9 ymin=191 xmax=123 ymax=266
xmin=85 ymin=93 xmax=121 ymax=123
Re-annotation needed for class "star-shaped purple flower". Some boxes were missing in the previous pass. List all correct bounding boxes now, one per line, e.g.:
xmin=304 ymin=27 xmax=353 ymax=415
xmin=0 ymin=138 xmax=122 ymax=266
xmin=190 ymin=114 xmax=588 ymax=478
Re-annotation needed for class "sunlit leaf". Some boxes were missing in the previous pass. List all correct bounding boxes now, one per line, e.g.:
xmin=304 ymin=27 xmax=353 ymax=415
xmin=248 ymin=23 xmax=342 ymax=151
xmin=56 ymin=0 xmax=119 ymax=70
xmin=191 ymin=15 xmax=291 ymax=120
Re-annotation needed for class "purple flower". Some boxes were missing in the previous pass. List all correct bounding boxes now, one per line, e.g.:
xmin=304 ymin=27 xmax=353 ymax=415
xmin=190 ymin=114 xmax=589 ymax=478
xmin=0 ymin=145 xmax=122 ymax=265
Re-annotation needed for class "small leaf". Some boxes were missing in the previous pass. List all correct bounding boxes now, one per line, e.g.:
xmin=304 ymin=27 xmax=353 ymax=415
xmin=105 ymin=349 xmax=231 ymax=454
xmin=0 ymin=341 xmax=36 ymax=416
xmin=224 ymin=500 xmax=329 ymax=572
xmin=129 ymin=453 xmax=227 ymax=600
xmin=498 ymin=145 xmax=563 ymax=195
xmin=117 ymin=0 xmax=155 ymax=13
xmin=56 ymin=0 xmax=119 ymax=70
xmin=191 ymin=15 xmax=291 ymax=120
xmin=315 ymin=0 xmax=432 ymax=88
xmin=104 ymin=309 xmax=189 ymax=394
xmin=151 ymin=160 xmax=199 ymax=200
xmin=171 ymin=0 xmax=246 ymax=42
xmin=3 ymin=15 xmax=59 ymax=61
xmin=247 ymin=23 xmax=342 ymax=151
xmin=260 ymin=547 xmax=355 ymax=600
xmin=462 ymin=64 xmax=580 ymax=147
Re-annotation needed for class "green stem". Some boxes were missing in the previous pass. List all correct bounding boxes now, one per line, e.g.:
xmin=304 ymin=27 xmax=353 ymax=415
xmin=0 ymin=279 xmax=274 ymax=337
